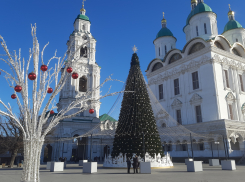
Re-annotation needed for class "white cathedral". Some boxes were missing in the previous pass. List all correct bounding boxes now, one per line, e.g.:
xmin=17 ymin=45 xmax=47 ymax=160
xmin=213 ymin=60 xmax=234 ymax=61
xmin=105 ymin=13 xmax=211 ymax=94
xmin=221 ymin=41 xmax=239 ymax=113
xmin=147 ymin=0 xmax=245 ymax=160
xmin=41 ymin=0 xmax=245 ymax=163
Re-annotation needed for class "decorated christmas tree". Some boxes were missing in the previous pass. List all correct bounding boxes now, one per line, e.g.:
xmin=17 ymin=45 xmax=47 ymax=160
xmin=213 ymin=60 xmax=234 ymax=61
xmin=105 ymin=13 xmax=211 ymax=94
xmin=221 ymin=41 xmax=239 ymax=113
xmin=111 ymin=47 xmax=164 ymax=158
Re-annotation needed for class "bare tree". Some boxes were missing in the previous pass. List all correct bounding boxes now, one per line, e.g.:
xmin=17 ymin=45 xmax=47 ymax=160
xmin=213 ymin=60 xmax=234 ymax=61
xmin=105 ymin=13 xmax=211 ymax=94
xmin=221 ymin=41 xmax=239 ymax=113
xmin=0 ymin=115 xmax=23 ymax=167
xmin=0 ymin=112 xmax=56 ymax=168
xmin=0 ymin=25 xmax=122 ymax=182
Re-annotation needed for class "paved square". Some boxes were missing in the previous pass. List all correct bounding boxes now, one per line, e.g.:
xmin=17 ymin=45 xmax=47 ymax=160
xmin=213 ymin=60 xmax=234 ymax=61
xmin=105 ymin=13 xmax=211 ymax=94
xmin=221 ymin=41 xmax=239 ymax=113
xmin=0 ymin=163 xmax=244 ymax=182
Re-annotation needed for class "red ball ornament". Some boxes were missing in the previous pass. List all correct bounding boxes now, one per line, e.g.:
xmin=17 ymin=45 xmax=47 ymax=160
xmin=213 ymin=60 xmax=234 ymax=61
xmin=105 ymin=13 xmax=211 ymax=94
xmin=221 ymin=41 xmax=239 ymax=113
xmin=72 ymin=72 xmax=79 ymax=79
xmin=67 ymin=67 xmax=73 ymax=73
xmin=50 ymin=110 xmax=55 ymax=115
xmin=47 ymin=87 xmax=53 ymax=94
xmin=11 ymin=94 xmax=17 ymax=99
xmin=28 ymin=72 xmax=36 ymax=80
xmin=14 ymin=85 xmax=22 ymax=92
xmin=41 ymin=65 xmax=48 ymax=72
xmin=89 ymin=109 xmax=94 ymax=114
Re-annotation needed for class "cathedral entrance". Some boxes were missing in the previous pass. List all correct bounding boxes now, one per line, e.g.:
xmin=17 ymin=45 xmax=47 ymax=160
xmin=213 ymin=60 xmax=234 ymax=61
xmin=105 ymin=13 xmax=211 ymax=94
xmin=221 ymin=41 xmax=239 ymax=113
xmin=77 ymin=137 xmax=88 ymax=160
xmin=72 ymin=135 xmax=88 ymax=160
xmin=43 ymin=144 xmax=52 ymax=162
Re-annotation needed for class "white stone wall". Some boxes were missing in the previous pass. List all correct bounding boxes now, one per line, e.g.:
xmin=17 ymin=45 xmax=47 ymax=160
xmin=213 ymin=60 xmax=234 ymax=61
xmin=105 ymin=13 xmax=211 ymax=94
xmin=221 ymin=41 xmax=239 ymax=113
xmin=154 ymin=36 xmax=176 ymax=59
xmin=223 ymin=29 xmax=245 ymax=47
xmin=184 ymin=12 xmax=218 ymax=42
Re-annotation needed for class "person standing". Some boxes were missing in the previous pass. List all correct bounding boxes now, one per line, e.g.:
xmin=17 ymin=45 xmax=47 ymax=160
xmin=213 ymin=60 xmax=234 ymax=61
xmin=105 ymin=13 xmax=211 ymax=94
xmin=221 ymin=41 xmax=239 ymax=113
xmin=133 ymin=155 xmax=139 ymax=174
xmin=126 ymin=157 xmax=131 ymax=174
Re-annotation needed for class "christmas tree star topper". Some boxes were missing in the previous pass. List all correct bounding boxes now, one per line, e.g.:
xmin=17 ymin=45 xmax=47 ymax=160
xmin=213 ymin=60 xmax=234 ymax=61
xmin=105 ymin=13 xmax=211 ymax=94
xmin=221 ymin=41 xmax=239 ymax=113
xmin=132 ymin=45 xmax=138 ymax=53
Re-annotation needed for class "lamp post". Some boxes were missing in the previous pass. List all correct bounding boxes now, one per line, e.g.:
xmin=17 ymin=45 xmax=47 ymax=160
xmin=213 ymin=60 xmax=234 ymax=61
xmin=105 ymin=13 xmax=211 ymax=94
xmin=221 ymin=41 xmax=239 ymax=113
xmin=90 ymin=134 xmax=93 ymax=162
xmin=211 ymin=141 xmax=213 ymax=159
xmin=190 ymin=133 xmax=194 ymax=160
xmin=214 ymin=142 xmax=220 ymax=162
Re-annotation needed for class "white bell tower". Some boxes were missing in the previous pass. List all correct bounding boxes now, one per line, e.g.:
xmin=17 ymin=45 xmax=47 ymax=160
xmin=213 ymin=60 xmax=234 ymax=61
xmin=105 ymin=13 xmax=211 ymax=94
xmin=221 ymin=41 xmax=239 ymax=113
xmin=57 ymin=2 xmax=101 ymax=119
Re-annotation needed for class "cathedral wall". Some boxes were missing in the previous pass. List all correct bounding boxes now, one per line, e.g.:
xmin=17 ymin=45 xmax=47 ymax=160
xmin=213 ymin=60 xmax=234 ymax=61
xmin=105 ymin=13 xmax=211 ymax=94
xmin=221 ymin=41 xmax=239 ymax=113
xmin=185 ymin=12 xmax=218 ymax=42
xmin=223 ymin=29 xmax=245 ymax=47
xmin=211 ymin=52 xmax=245 ymax=122
xmin=148 ymin=51 xmax=219 ymax=125
xmin=154 ymin=37 xmax=176 ymax=59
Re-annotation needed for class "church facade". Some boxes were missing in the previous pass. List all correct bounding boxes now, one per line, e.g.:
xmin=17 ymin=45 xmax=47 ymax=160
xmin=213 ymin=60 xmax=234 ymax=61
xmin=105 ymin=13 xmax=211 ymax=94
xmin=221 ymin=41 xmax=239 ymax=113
xmin=40 ymin=5 xmax=117 ymax=163
xmin=146 ymin=0 xmax=245 ymax=159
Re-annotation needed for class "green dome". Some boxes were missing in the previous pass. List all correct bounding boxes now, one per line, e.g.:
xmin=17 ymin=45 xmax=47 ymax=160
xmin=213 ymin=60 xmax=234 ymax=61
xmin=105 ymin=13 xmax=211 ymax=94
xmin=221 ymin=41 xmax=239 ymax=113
xmin=76 ymin=14 xmax=90 ymax=21
xmin=223 ymin=20 xmax=243 ymax=33
xmin=186 ymin=3 xmax=213 ymax=26
xmin=156 ymin=27 xmax=174 ymax=39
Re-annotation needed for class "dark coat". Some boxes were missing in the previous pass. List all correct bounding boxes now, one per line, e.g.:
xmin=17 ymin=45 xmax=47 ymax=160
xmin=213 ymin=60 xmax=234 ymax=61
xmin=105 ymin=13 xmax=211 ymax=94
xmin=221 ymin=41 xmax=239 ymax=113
xmin=133 ymin=157 xmax=139 ymax=168
xmin=126 ymin=159 xmax=131 ymax=168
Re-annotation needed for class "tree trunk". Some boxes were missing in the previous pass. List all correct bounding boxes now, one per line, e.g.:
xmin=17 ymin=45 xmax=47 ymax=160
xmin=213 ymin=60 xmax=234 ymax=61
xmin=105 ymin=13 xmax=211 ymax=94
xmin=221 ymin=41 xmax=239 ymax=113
xmin=10 ymin=148 xmax=18 ymax=168
xmin=21 ymin=138 xmax=44 ymax=182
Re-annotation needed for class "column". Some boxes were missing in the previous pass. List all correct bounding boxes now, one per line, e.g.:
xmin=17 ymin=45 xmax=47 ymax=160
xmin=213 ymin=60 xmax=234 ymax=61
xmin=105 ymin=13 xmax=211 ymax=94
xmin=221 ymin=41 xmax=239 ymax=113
xmin=233 ymin=69 xmax=243 ymax=121
xmin=227 ymin=138 xmax=233 ymax=153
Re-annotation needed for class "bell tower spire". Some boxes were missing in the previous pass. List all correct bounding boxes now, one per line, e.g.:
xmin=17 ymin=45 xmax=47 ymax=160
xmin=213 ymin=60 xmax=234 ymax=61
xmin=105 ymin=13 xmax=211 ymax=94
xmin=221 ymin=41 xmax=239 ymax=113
xmin=80 ymin=0 xmax=86 ymax=15
xmin=161 ymin=12 xmax=167 ymax=28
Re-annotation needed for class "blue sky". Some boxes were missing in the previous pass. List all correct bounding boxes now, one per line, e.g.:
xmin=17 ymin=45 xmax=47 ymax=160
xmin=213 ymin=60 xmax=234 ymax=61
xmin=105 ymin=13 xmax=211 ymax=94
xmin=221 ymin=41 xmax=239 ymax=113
xmin=1 ymin=0 xmax=245 ymax=119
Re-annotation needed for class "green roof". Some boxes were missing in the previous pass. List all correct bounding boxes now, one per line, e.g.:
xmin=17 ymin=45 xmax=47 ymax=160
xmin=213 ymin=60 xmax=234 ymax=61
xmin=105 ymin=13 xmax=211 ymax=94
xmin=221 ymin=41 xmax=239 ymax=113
xmin=223 ymin=20 xmax=243 ymax=33
xmin=75 ymin=14 xmax=90 ymax=22
xmin=99 ymin=114 xmax=117 ymax=122
xmin=186 ymin=3 xmax=213 ymax=26
xmin=156 ymin=27 xmax=174 ymax=39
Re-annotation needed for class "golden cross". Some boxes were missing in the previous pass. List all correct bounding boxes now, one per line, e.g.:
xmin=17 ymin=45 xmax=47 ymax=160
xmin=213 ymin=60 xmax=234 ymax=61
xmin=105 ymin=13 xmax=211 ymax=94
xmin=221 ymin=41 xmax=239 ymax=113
xmin=83 ymin=0 xmax=86 ymax=6
xmin=163 ymin=12 xmax=165 ymax=18
xmin=228 ymin=4 xmax=231 ymax=10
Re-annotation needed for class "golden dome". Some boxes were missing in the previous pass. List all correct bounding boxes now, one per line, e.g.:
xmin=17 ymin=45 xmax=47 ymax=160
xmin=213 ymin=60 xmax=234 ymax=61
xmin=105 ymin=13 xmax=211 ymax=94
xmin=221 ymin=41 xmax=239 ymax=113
xmin=228 ymin=10 xmax=234 ymax=16
xmin=191 ymin=0 xmax=197 ymax=3
xmin=228 ymin=10 xmax=235 ymax=16
xmin=161 ymin=19 xmax=167 ymax=23
xmin=80 ymin=5 xmax=86 ymax=13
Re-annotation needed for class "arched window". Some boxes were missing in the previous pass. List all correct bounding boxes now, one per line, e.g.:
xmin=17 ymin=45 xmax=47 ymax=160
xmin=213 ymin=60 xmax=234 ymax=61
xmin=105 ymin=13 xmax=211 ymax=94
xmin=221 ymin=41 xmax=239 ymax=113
xmin=80 ymin=46 xmax=88 ymax=58
xmin=182 ymin=144 xmax=187 ymax=151
xmin=79 ymin=76 xmax=87 ymax=92
xmin=159 ymin=47 xmax=160 ymax=56
xmin=230 ymin=138 xmax=240 ymax=150
xmin=236 ymin=39 xmax=238 ymax=42
xmin=196 ymin=26 xmax=199 ymax=36
xmin=232 ymin=48 xmax=241 ymax=57
xmin=73 ymin=134 xmax=79 ymax=143
xmin=214 ymin=42 xmax=225 ymax=50
xmin=204 ymin=23 xmax=207 ymax=34
xmin=188 ymin=42 xmax=205 ymax=55
xmin=162 ymin=123 xmax=166 ymax=128
xmin=82 ymin=25 xmax=85 ymax=31
xmin=169 ymin=53 xmax=182 ymax=64
xmin=167 ymin=142 xmax=172 ymax=151
xmin=106 ymin=123 xmax=110 ymax=129
xmin=152 ymin=62 xmax=163 ymax=72
xmin=165 ymin=46 xmax=167 ymax=54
